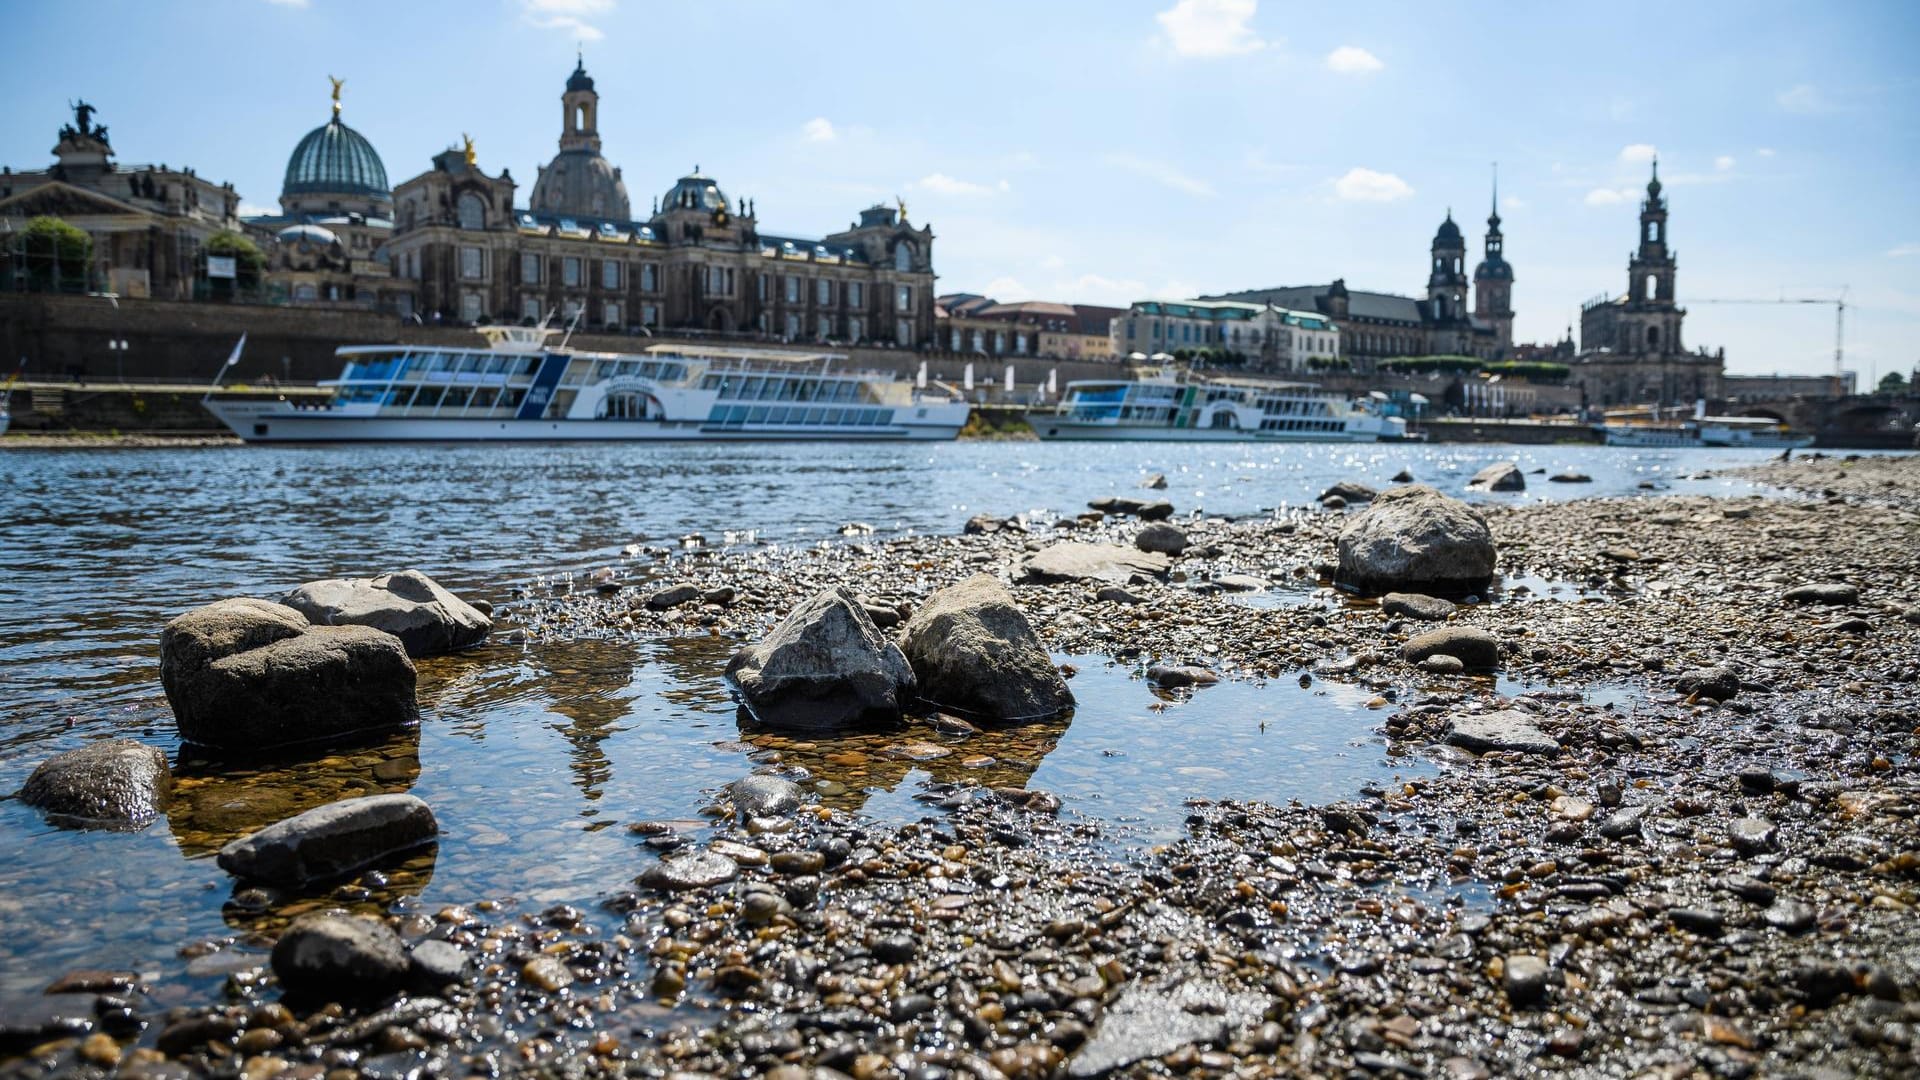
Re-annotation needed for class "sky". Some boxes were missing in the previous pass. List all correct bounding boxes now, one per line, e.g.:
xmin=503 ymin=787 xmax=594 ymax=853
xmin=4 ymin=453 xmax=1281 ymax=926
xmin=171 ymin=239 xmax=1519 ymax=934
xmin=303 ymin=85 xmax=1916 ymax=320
xmin=3 ymin=0 xmax=1917 ymax=380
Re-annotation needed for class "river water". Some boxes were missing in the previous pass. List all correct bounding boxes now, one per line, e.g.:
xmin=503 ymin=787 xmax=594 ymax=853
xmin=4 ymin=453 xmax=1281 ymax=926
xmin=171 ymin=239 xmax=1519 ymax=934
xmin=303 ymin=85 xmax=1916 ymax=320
xmin=0 ymin=441 xmax=1782 ymax=1007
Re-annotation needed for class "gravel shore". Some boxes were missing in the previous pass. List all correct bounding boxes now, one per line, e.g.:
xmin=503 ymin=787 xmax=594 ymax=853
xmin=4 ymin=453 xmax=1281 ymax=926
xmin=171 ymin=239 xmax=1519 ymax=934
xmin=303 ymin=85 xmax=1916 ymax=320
xmin=5 ymin=455 xmax=1917 ymax=1078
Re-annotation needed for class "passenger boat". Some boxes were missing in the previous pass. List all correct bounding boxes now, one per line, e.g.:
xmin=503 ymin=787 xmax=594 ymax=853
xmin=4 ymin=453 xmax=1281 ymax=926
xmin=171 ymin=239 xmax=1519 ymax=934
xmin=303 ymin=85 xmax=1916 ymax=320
xmin=1026 ymin=370 xmax=1406 ymax=442
xmin=204 ymin=326 xmax=970 ymax=443
xmin=1598 ymin=406 xmax=1814 ymax=449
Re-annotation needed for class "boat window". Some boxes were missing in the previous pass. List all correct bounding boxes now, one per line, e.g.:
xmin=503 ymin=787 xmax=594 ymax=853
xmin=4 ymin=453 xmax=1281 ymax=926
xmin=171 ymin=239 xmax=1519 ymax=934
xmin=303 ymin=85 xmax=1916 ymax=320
xmin=747 ymin=407 xmax=768 ymax=423
xmin=804 ymin=408 xmax=824 ymax=424
xmin=825 ymin=408 xmax=843 ymax=425
xmin=661 ymin=364 xmax=685 ymax=381
xmin=457 ymin=355 xmax=485 ymax=375
xmin=701 ymin=375 xmax=722 ymax=390
xmin=498 ymin=388 xmax=525 ymax=410
xmin=441 ymin=387 xmax=473 ymax=410
xmin=726 ymin=406 xmax=748 ymax=423
xmin=470 ymin=388 xmax=499 ymax=410
xmin=412 ymin=386 xmax=445 ymax=409
xmin=546 ymin=389 xmax=576 ymax=418
xmin=595 ymin=360 xmax=616 ymax=379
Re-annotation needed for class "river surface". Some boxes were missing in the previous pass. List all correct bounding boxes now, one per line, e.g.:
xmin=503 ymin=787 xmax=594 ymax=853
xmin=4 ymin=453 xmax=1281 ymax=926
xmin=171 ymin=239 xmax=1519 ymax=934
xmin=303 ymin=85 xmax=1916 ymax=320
xmin=0 ymin=441 xmax=1784 ymax=1006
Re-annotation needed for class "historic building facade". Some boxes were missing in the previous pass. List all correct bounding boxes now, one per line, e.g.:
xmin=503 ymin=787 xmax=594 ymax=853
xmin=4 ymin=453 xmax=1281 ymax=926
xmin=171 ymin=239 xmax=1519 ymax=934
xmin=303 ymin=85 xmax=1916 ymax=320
xmin=1575 ymin=161 xmax=1725 ymax=406
xmin=383 ymin=60 xmax=937 ymax=345
xmin=1208 ymin=198 xmax=1511 ymax=370
xmin=0 ymin=102 xmax=242 ymax=300
xmin=245 ymin=79 xmax=404 ymax=311
xmin=935 ymin=295 xmax=1121 ymax=361
xmin=1108 ymin=298 xmax=1340 ymax=372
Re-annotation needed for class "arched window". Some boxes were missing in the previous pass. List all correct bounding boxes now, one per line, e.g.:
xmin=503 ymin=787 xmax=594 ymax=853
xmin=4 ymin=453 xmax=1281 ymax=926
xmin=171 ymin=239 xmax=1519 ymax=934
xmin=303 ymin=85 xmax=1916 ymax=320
xmin=1647 ymin=326 xmax=1660 ymax=348
xmin=1650 ymin=221 xmax=1661 ymax=242
xmin=893 ymin=243 xmax=912 ymax=271
xmin=457 ymin=192 xmax=485 ymax=230
xmin=1643 ymin=275 xmax=1656 ymax=301
xmin=575 ymin=104 xmax=589 ymax=131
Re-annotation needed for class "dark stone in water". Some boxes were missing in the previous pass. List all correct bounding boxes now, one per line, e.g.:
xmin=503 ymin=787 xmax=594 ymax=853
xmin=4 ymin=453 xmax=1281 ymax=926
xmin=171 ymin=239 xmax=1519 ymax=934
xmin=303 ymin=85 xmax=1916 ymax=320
xmin=20 ymin=739 xmax=171 ymax=828
xmin=1468 ymin=461 xmax=1526 ymax=492
xmin=1145 ymin=664 xmax=1220 ymax=690
xmin=900 ymin=574 xmax=1073 ymax=721
xmin=1402 ymin=627 xmax=1500 ymax=670
xmin=1382 ymin=592 xmax=1456 ymax=622
xmin=161 ymin=597 xmax=419 ymax=751
xmin=1133 ymin=522 xmax=1189 ymax=555
xmin=728 ymin=774 xmax=804 ymax=817
xmin=1675 ymin=664 xmax=1741 ymax=701
xmin=725 ymin=587 xmax=915 ymax=731
xmin=217 ymin=794 xmax=438 ymax=885
xmin=407 ymin=940 xmax=472 ymax=990
xmin=271 ymin=913 xmax=411 ymax=999
xmin=638 ymin=850 xmax=739 ymax=891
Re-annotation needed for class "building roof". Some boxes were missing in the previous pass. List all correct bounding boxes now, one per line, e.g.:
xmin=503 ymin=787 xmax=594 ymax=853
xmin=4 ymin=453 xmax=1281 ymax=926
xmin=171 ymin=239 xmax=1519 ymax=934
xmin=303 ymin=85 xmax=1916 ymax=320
xmin=283 ymin=116 xmax=390 ymax=204
xmin=566 ymin=57 xmax=595 ymax=94
xmin=661 ymin=171 xmax=728 ymax=214
xmin=530 ymin=148 xmax=630 ymax=221
xmin=1205 ymin=285 xmax=1427 ymax=325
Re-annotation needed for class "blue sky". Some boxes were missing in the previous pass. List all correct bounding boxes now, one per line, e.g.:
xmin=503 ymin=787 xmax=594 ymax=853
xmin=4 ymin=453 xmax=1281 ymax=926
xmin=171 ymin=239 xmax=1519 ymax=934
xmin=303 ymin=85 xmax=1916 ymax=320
xmin=4 ymin=0 xmax=1916 ymax=379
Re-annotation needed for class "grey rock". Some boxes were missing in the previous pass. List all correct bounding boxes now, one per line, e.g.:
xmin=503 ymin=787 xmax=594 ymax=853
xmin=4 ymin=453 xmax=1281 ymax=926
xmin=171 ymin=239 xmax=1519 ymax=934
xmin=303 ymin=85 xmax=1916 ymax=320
xmin=1668 ymin=907 xmax=1725 ymax=937
xmin=1598 ymin=805 xmax=1649 ymax=840
xmin=1765 ymin=899 xmax=1817 ymax=934
xmin=1142 ymin=473 xmax=1168 ymax=490
xmin=725 ymin=587 xmax=916 ymax=731
xmin=859 ymin=601 xmax=902 ymax=629
xmin=1444 ymin=710 xmax=1559 ymax=755
xmin=407 ymin=940 xmax=472 ymax=989
xmin=1784 ymin=582 xmax=1858 ymax=605
xmin=1335 ymin=485 xmax=1497 ymax=596
xmin=1728 ymin=817 xmax=1778 ymax=855
xmin=1904 ymin=605 xmax=1920 ymax=626
xmin=1087 ymin=496 xmax=1174 ymax=521
xmin=161 ymin=598 xmax=419 ymax=751
xmin=1419 ymin=654 xmax=1465 ymax=675
xmin=639 ymin=850 xmax=739 ymax=891
xmin=1320 ymin=494 xmax=1347 ymax=510
xmin=1133 ymin=522 xmax=1189 ymax=555
xmin=1675 ymin=664 xmax=1741 ymax=701
xmin=1319 ymin=480 xmax=1377 ymax=503
xmin=1095 ymin=585 xmax=1145 ymax=605
xmin=281 ymin=569 xmax=490 ymax=657
xmin=1468 ymin=461 xmax=1526 ymax=492
xmin=1145 ymin=664 xmax=1220 ymax=690
xmin=1503 ymin=954 xmax=1551 ymax=1006
xmin=645 ymin=584 xmax=702 ymax=610
xmin=728 ymin=774 xmax=803 ymax=817
xmin=1382 ymin=592 xmax=1456 ymax=622
xmin=900 ymin=574 xmax=1073 ymax=721
xmin=1068 ymin=981 xmax=1265 ymax=1078
xmin=0 ymin=994 xmax=97 ymax=1056
xmin=1402 ymin=626 xmax=1500 ymax=670
xmin=271 ymin=914 xmax=410 ymax=999
xmin=217 ymin=794 xmax=438 ymax=885
xmin=1018 ymin=542 xmax=1172 ymax=585
xmin=19 ymin=739 xmax=171 ymax=828
xmin=1548 ymin=472 xmax=1593 ymax=483
xmin=1390 ymin=469 xmax=1415 ymax=483
xmin=962 ymin=514 xmax=1005 ymax=535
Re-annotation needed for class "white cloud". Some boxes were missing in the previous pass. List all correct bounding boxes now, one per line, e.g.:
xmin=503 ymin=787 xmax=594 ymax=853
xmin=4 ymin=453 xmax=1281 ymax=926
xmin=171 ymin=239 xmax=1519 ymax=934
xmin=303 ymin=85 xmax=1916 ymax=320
xmin=264 ymin=0 xmax=309 ymax=8
xmin=1714 ymin=155 xmax=1736 ymax=171
xmin=1155 ymin=0 xmax=1265 ymax=58
xmin=521 ymin=0 xmax=613 ymax=41
xmin=1332 ymin=166 xmax=1413 ymax=202
xmin=1888 ymin=243 xmax=1920 ymax=258
xmin=913 ymin=173 xmax=998 ymax=196
xmin=1776 ymin=84 xmax=1826 ymax=113
xmin=1584 ymin=187 xmax=1632 ymax=206
xmin=1324 ymin=46 xmax=1383 ymax=74
xmin=801 ymin=117 xmax=836 ymax=143
xmin=1618 ymin=143 xmax=1658 ymax=165
xmin=1757 ymin=147 xmax=1777 ymax=158
xmin=982 ymin=276 xmax=1033 ymax=301
xmin=237 ymin=202 xmax=278 ymax=218
xmin=1106 ymin=154 xmax=1214 ymax=197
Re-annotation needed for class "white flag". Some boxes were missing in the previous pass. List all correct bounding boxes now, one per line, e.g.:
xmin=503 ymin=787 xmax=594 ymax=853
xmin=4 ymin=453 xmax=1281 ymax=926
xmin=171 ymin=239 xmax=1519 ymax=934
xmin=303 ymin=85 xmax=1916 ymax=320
xmin=224 ymin=333 xmax=247 ymax=368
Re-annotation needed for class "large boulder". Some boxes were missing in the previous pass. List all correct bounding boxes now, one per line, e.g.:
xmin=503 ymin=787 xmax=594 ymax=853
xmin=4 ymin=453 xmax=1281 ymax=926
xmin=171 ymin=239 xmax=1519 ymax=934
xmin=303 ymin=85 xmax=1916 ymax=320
xmin=1335 ymin=485 xmax=1496 ymax=597
xmin=160 ymin=598 xmax=419 ymax=751
xmin=1018 ymin=542 xmax=1172 ymax=585
xmin=899 ymin=575 xmax=1073 ymax=722
xmin=1318 ymin=480 xmax=1378 ymax=503
xmin=281 ymin=570 xmax=490 ymax=658
xmin=1088 ymin=496 xmax=1174 ymax=521
xmin=1468 ymin=461 xmax=1526 ymax=492
xmin=271 ymin=914 xmax=411 ymax=1000
xmin=726 ymin=587 xmax=916 ymax=731
xmin=217 ymin=794 xmax=438 ymax=885
xmin=19 ymin=740 xmax=172 ymax=828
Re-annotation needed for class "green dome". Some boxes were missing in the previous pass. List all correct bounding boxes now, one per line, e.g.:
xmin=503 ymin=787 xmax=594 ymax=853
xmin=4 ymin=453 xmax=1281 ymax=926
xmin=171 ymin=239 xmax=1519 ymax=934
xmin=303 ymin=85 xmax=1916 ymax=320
xmin=283 ymin=116 xmax=389 ymax=204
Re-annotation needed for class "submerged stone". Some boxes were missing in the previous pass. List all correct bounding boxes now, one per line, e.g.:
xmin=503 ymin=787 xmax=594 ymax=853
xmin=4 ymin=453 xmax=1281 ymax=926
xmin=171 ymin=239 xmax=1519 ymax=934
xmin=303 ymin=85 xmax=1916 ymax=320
xmin=271 ymin=914 xmax=410 ymax=999
xmin=900 ymin=574 xmax=1073 ymax=721
xmin=1445 ymin=710 xmax=1559 ymax=755
xmin=217 ymin=794 xmax=438 ymax=885
xmin=725 ymin=587 xmax=915 ymax=731
xmin=20 ymin=739 xmax=171 ymax=828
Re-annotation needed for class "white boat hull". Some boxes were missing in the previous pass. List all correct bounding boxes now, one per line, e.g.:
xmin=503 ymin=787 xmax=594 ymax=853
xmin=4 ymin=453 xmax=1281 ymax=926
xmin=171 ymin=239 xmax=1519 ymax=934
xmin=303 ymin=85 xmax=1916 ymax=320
xmin=1025 ymin=417 xmax=1389 ymax=443
xmin=207 ymin=400 xmax=966 ymax=443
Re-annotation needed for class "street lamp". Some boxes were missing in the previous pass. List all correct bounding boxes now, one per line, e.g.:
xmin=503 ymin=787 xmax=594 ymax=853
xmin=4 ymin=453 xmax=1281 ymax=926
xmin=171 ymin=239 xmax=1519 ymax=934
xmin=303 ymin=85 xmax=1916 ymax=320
xmin=107 ymin=338 xmax=129 ymax=383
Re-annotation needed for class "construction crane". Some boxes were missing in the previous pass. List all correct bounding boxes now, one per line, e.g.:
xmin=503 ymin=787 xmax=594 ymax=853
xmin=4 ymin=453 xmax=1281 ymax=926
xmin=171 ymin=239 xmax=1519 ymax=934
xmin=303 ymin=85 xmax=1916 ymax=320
xmin=1688 ymin=289 xmax=1848 ymax=378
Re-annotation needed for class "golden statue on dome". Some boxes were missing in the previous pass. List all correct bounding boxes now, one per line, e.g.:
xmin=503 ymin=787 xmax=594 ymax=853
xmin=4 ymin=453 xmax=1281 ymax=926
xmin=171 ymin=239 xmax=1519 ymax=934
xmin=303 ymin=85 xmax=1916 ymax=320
xmin=328 ymin=75 xmax=344 ymax=116
xmin=462 ymin=133 xmax=477 ymax=167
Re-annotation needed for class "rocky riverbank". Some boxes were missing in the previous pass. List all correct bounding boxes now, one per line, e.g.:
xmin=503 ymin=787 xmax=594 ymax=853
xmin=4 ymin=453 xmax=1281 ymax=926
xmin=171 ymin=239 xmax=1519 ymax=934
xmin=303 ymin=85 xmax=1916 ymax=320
xmin=4 ymin=456 xmax=1917 ymax=1078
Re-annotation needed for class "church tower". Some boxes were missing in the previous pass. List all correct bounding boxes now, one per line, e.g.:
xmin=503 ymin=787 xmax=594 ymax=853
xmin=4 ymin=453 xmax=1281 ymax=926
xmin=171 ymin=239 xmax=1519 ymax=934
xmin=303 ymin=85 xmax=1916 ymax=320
xmin=560 ymin=54 xmax=601 ymax=153
xmin=1619 ymin=159 xmax=1682 ymax=356
xmin=1472 ymin=170 xmax=1514 ymax=352
xmin=1427 ymin=211 xmax=1467 ymax=321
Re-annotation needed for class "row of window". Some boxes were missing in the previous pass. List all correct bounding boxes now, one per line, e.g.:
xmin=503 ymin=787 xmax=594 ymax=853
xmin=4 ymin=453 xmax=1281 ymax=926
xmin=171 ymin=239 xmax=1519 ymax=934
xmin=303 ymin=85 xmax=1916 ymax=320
xmin=1120 ymin=318 xmax=1336 ymax=355
xmin=453 ymin=249 xmax=916 ymax=313
xmin=705 ymin=404 xmax=894 ymax=427
xmin=334 ymin=384 xmax=530 ymax=412
xmin=1258 ymin=418 xmax=1345 ymax=432
xmin=698 ymin=376 xmax=868 ymax=404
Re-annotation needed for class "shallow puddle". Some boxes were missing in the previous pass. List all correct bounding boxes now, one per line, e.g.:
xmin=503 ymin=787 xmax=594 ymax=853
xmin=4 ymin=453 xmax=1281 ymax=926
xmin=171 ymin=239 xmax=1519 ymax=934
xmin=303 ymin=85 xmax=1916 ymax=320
xmin=0 ymin=636 xmax=1437 ymax=1008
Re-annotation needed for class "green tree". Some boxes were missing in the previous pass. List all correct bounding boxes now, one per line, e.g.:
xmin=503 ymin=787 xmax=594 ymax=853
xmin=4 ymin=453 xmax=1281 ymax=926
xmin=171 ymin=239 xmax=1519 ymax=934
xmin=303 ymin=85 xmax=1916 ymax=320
xmin=15 ymin=216 xmax=92 ymax=292
xmin=1878 ymin=370 xmax=1908 ymax=393
xmin=202 ymin=230 xmax=265 ymax=294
